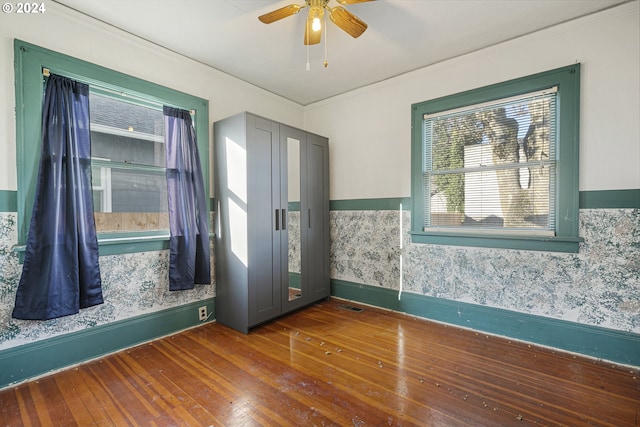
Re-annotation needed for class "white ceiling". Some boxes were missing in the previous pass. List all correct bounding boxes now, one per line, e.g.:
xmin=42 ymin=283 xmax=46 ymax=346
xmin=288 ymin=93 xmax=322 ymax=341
xmin=53 ymin=0 xmax=628 ymax=105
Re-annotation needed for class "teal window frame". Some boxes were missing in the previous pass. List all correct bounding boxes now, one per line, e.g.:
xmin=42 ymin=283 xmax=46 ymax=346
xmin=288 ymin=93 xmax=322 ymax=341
xmin=411 ymin=65 xmax=582 ymax=253
xmin=14 ymin=39 xmax=209 ymax=256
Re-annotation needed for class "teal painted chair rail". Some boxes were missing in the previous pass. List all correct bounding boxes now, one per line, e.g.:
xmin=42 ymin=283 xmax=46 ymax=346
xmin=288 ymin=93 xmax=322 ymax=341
xmin=330 ymin=197 xmax=411 ymax=211
xmin=5 ymin=190 xmax=637 ymax=214
xmin=0 ymin=190 xmax=17 ymax=212
xmin=579 ymin=189 xmax=640 ymax=209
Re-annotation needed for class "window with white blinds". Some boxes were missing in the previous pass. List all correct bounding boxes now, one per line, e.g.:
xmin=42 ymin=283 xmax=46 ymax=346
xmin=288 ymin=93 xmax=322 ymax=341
xmin=410 ymin=65 xmax=581 ymax=252
xmin=423 ymin=88 xmax=557 ymax=235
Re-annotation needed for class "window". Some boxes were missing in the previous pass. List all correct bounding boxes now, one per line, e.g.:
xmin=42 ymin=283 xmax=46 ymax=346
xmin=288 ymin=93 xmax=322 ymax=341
xmin=89 ymin=92 xmax=169 ymax=233
xmin=411 ymin=65 xmax=581 ymax=252
xmin=14 ymin=40 xmax=209 ymax=255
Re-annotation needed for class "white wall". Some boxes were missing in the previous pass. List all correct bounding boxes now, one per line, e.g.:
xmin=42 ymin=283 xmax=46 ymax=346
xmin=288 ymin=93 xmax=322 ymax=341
xmin=0 ymin=2 xmax=304 ymax=193
xmin=304 ymin=2 xmax=640 ymax=201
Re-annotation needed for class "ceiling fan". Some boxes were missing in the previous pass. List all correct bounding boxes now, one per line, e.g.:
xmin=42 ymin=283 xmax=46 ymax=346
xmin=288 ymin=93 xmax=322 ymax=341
xmin=258 ymin=0 xmax=375 ymax=46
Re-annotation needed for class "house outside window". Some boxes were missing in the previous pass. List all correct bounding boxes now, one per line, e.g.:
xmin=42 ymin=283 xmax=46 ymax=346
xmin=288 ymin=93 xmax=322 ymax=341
xmin=411 ymin=65 xmax=582 ymax=252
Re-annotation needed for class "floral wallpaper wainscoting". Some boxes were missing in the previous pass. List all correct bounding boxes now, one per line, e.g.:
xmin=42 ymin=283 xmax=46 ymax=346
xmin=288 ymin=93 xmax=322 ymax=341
xmin=330 ymin=207 xmax=640 ymax=334
xmin=0 ymin=212 xmax=215 ymax=352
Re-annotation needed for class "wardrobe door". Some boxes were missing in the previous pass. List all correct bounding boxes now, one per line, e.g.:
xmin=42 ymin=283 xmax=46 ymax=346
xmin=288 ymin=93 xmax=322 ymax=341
xmin=280 ymin=125 xmax=308 ymax=312
xmin=305 ymin=133 xmax=330 ymax=300
xmin=247 ymin=115 xmax=281 ymax=326
xmin=214 ymin=113 xmax=250 ymax=332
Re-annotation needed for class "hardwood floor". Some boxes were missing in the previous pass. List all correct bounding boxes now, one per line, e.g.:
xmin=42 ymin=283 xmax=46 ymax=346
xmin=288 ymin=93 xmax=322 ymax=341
xmin=1 ymin=298 xmax=638 ymax=426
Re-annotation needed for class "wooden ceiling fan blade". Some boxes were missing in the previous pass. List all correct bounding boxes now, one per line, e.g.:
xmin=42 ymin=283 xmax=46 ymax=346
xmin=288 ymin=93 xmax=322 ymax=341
xmin=258 ymin=4 xmax=304 ymax=24
xmin=329 ymin=6 xmax=368 ymax=38
xmin=336 ymin=0 xmax=375 ymax=4
xmin=304 ymin=16 xmax=322 ymax=45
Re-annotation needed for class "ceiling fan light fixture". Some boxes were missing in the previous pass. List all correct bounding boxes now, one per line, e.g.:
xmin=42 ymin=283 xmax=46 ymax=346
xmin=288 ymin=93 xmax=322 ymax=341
xmin=309 ymin=2 xmax=324 ymax=32
xmin=258 ymin=0 xmax=375 ymax=65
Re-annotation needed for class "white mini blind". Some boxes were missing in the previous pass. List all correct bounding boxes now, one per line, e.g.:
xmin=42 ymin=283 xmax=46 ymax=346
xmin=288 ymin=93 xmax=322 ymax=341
xmin=423 ymin=87 xmax=557 ymax=234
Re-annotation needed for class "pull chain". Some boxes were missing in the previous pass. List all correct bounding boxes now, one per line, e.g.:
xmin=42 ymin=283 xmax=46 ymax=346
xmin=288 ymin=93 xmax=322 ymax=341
xmin=323 ymin=12 xmax=328 ymax=67
xmin=306 ymin=17 xmax=311 ymax=71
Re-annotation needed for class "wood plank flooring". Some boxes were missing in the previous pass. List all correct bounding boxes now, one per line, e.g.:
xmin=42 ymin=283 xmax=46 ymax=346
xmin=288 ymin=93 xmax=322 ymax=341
xmin=1 ymin=298 xmax=638 ymax=426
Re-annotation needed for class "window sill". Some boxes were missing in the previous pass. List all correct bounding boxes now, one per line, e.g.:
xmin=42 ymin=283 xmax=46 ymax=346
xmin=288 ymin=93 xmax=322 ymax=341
xmin=410 ymin=231 xmax=583 ymax=253
xmin=13 ymin=232 xmax=215 ymax=261
xmin=97 ymin=232 xmax=171 ymax=256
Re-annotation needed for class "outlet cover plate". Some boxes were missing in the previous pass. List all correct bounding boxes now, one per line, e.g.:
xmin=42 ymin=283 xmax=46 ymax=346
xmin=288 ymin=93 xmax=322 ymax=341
xmin=198 ymin=306 xmax=207 ymax=321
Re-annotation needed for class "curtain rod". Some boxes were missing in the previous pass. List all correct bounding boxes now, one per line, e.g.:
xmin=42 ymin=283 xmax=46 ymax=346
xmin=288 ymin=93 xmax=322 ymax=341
xmin=42 ymin=67 xmax=195 ymax=116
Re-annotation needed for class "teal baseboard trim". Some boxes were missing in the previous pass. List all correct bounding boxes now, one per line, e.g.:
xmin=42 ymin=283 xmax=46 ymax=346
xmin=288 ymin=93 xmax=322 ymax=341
xmin=0 ymin=298 xmax=215 ymax=389
xmin=579 ymin=189 xmax=640 ymax=209
xmin=0 ymin=190 xmax=17 ymax=212
xmin=331 ymin=279 xmax=640 ymax=366
xmin=331 ymin=278 xmax=401 ymax=311
xmin=330 ymin=197 xmax=411 ymax=211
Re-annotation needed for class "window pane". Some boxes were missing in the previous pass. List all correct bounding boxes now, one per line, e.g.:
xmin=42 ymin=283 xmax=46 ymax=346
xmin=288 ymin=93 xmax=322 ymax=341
xmin=425 ymin=90 xmax=556 ymax=233
xmin=109 ymin=168 xmax=167 ymax=213
xmin=89 ymin=92 xmax=168 ymax=233
xmin=90 ymin=93 xmax=165 ymax=167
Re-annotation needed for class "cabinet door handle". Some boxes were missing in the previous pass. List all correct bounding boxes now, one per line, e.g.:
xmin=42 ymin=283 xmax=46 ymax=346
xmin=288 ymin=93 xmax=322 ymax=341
xmin=308 ymin=209 xmax=311 ymax=228
xmin=275 ymin=209 xmax=280 ymax=231
xmin=282 ymin=209 xmax=287 ymax=230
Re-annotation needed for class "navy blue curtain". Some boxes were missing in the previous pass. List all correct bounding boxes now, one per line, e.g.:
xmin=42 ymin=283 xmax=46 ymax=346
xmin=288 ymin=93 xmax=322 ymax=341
xmin=164 ymin=106 xmax=210 ymax=290
xmin=13 ymin=74 xmax=103 ymax=320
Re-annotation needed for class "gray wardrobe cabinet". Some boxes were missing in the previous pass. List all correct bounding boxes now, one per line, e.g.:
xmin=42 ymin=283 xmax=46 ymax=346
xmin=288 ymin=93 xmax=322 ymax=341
xmin=213 ymin=112 xmax=330 ymax=333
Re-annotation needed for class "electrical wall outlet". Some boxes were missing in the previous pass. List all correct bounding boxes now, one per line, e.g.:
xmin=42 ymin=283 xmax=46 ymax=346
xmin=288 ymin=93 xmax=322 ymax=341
xmin=198 ymin=306 xmax=208 ymax=321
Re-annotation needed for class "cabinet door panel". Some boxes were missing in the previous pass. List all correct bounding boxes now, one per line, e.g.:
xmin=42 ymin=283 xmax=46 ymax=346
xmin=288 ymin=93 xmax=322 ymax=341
xmin=248 ymin=118 xmax=281 ymax=326
xmin=213 ymin=113 xmax=250 ymax=332
xmin=306 ymin=134 xmax=330 ymax=299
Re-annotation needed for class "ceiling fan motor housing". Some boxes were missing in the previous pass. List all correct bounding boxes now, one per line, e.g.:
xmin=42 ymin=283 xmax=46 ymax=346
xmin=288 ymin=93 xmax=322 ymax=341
xmin=309 ymin=0 xmax=329 ymax=16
